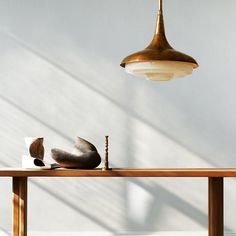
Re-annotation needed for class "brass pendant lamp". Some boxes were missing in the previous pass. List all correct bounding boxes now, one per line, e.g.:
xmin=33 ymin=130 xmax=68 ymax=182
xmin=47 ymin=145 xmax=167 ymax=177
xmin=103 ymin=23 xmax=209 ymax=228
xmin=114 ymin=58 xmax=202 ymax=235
xmin=120 ymin=0 xmax=198 ymax=81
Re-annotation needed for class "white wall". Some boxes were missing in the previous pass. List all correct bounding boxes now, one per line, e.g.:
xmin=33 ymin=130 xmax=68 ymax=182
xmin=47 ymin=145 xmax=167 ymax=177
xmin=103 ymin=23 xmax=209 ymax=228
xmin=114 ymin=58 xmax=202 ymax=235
xmin=0 ymin=0 xmax=235 ymax=234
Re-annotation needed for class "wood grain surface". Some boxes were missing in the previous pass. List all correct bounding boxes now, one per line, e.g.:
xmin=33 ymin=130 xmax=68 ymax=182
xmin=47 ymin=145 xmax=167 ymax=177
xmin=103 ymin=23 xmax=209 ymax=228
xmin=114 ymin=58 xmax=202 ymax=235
xmin=208 ymin=177 xmax=224 ymax=236
xmin=2 ymin=168 xmax=236 ymax=177
xmin=13 ymin=177 xmax=27 ymax=236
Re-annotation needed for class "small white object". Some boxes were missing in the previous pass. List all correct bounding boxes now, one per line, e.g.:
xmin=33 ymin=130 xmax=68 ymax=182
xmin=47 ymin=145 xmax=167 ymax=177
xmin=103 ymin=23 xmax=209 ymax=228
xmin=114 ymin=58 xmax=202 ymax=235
xmin=125 ymin=61 xmax=194 ymax=81
xmin=22 ymin=155 xmax=52 ymax=169
xmin=23 ymin=137 xmax=50 ymax=169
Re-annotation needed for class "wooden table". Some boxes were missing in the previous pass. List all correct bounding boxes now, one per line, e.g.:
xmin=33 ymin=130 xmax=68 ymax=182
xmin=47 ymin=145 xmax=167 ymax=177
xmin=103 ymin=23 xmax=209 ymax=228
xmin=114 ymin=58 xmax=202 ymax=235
xmin=1 ymin=168 xmax=235 ymax=236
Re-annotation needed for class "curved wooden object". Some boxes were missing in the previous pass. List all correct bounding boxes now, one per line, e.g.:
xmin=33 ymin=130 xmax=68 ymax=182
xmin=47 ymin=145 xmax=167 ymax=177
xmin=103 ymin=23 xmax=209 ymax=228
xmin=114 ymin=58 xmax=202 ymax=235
xmin=24 ymin=137 xmax=44 ymax=160
xmin=51 ymin=137 xmax=101 ymax=169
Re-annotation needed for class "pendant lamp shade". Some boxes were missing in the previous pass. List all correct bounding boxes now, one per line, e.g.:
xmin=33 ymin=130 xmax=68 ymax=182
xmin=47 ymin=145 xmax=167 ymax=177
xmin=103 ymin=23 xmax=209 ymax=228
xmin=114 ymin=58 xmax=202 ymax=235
xmin=120 ymin=0 xmax=198 ymax=81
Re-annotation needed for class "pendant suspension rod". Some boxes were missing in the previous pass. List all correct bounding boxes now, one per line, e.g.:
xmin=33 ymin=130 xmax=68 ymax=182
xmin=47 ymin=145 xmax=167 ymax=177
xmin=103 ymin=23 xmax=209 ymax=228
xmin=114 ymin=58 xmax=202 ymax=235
xmin=155 ymin=0 xmax=165 ymax=35
xmin=159 ymin=0 xmax=163 ymax=13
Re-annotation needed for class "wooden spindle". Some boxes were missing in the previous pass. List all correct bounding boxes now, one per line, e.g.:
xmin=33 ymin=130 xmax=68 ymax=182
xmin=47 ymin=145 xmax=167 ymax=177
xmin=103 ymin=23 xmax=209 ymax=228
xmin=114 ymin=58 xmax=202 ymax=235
xmin=102 ymin=136 xmax=112 ymax=170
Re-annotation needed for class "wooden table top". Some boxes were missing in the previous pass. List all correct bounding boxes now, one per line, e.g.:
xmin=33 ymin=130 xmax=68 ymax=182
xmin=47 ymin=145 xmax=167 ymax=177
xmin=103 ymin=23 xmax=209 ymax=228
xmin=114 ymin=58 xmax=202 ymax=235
xmin=0 ymin=168 xmax=236 ymax=177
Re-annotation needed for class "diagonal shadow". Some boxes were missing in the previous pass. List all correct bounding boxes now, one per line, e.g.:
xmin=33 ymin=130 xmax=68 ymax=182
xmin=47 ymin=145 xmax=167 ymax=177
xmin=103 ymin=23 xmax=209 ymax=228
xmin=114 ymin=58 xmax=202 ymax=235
xmin=31 ymin=179 xmax=118 ymax=232
xmin=2 ymin=30 xmax=229 ymax=170
xmin=0 ymin=160 xmax=117 ymax=232
xmin=121 ymin=114 xmax=230 ymax=232
xmin=129 ymin=178 xmax=232 ymax=232
xmin=0 ymin=30 xmax=234 ymax=233
xmin=0 ymin=94 xmax=73 ymax=144
xmin=0 ymin=227 xmax=11 ymax=236
xmin=0 ymin=158 xmax=233 ymax=233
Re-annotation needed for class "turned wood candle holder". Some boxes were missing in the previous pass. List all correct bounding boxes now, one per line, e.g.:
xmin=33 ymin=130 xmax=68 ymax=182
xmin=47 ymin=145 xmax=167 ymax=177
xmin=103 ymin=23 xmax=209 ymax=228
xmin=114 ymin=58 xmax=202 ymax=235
xmin=102 ymin=136 xmax=112 ymax=171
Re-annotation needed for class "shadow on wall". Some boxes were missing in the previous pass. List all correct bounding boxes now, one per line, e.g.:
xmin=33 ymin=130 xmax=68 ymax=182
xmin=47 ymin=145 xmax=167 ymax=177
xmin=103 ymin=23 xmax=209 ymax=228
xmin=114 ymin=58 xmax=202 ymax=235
xmin=0 ymin=17 xmax=235 ymax=232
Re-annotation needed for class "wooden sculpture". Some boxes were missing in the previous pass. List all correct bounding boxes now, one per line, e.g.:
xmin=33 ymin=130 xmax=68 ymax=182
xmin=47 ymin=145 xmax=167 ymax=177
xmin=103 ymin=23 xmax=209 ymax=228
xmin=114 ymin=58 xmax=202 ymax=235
xmin=51 ymin=137 xmax=101 ymax=169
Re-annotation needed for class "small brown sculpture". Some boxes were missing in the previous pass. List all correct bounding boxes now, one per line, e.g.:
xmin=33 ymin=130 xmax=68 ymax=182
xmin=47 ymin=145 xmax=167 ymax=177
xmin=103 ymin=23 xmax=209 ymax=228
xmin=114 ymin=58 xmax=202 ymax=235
xmin=51 ymin=137 xmax=101 ymax=169
xmin=25 ymin=137 xmax=44 ymax=160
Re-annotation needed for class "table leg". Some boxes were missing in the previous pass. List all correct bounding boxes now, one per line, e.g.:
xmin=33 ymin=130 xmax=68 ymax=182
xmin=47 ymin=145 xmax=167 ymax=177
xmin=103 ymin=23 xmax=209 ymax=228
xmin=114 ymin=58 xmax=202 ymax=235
xmin=13 ymin=177 xmax=28 ymax=236
xmin=208 ymin=177 xmax=223 ymax=236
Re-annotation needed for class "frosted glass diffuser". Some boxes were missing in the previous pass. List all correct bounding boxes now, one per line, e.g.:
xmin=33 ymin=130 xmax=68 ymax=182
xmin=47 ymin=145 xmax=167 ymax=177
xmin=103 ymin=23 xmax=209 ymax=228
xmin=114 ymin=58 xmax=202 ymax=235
xmin=125 ymin=61 xmax=194 ymax=81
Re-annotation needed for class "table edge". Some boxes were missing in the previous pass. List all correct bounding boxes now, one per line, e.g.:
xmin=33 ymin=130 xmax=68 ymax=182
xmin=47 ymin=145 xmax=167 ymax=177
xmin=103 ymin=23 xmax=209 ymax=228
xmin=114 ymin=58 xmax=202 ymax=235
xmin=0 ymin=168 xmax=236 ymax=177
